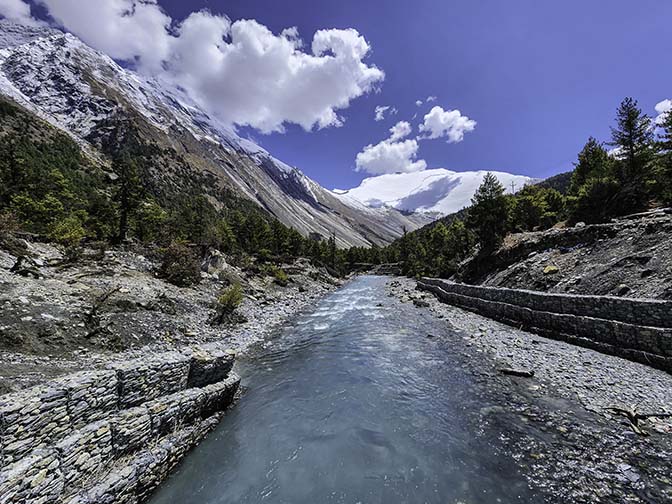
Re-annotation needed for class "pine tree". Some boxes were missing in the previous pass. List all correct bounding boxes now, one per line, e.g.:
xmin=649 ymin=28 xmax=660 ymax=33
xmin=656 ymin=108 xmax=672 ymax=205
xmin=112 ymin=153 xmax=143 ymax=244
xmin=569 ymin=137 xmax=612 ymax=194
xmin=428 ymin=222 xmax=450 ymax=275
xmin=327 ymin=231 xmax=337 ymax=271
xmin=610 ymin=98 xmax=655 ymax=190
xmin=398 ymin=226 xmax=409 ymax=267
xmin=271 ymin=219 xmax=289 ymax=256
xmin=468 ymin=173 xmax=509 ymax=254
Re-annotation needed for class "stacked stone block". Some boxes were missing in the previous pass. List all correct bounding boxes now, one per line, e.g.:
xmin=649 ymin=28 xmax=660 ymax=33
xmin=0 ymin=345 xmax=240 ymax=504
xmin=419 ymin=278 xmax=672 ymax=372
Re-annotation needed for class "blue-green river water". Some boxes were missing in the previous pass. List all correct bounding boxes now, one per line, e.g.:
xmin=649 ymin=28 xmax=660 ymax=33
xmin=149 ymin=276 xmax=538 ymax=504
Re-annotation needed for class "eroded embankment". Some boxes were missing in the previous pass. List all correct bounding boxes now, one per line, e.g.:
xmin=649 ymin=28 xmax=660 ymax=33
xmin=0 ymin=241 xmax=341 ymax=393
xmin=0 ymin=344 xmax=240 ymax=504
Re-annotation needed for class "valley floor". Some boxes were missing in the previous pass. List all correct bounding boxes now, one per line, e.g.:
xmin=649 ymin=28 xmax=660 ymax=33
xmin=2 ymin=233 xmax=671 ymax=503
xmin=388 ymin=278 xmax=672 ymax=503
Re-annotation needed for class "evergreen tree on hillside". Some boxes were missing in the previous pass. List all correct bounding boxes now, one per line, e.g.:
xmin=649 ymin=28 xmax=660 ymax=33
xmin=656 ymin=109 xmax=672 ymax=205
xmin=112 ymin=153 xmax=143 ymax=244
xmin=609 ymin=97 xmax=655 ymax=212
xmin=328 ymin=232 xmax=337 ymax=270
xmin=569 ymin=137 xmax=612 ymax=194
xmin=270 ymin=219 xmax=289 ymax=256
xmin=398 ymin=226 xmax=409 ymax=266
xmin=468 ymin=173 xmax=509 ymax=254
xmin=428 ymin=222 xmax=450 ymax=275
xmin=569 ymin=177 xmax=620 ymax=224
xmin=610 ymin=98 xmax=655 ymax=177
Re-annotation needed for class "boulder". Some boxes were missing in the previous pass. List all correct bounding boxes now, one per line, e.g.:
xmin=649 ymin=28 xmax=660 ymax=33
xmin=201 ymin=250 xmax=228 ymax=276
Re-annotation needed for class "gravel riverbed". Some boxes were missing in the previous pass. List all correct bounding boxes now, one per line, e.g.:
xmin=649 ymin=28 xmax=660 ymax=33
xmin=388 ymin=277 xmax=672 ymax=503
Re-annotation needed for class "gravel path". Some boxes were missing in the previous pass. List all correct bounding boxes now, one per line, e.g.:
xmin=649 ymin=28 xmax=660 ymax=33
xmin=388 ymin=277 xmax=672 ymax=503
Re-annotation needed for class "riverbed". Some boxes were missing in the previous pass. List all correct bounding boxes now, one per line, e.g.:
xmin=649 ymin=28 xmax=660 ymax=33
xmin=149 ymin=276 xmax=540 ymax=504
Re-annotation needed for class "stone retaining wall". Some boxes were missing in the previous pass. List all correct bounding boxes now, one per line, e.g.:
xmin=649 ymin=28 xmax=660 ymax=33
xmin=418 ymin=278 xmax=672 ymax=373
xmin=0 ymin=343 xmax=240 ymax=503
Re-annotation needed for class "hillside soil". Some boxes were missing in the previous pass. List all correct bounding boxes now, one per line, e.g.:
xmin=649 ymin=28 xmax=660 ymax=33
xmin=389 ymin=278 xmax=672 ymax=503
xmin=465 ymin=210 xmax=672 ymax=299
xmin=0 ymin=237 xmax=341 ymax=393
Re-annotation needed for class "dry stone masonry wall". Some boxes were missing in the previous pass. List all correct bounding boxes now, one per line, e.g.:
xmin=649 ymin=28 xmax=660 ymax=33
xmin=0 ymin=343 xmax=240 ymax=503
xmin=418 ymin=278 xmax=672 ymax=373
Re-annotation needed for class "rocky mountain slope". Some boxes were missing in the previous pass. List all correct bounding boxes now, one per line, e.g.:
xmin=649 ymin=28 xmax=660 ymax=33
xmin=461 ymin=210 xmax=672 ymax=299
xmin=337 ymin=168 xmax=534 ymax=215
xmin=0 ymin=20 xmax=430 ymax=248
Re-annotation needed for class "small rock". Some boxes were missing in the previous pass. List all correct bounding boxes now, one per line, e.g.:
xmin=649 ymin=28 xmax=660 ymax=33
xmin=616 ymin=284 xmax=631 ymax=296
xmin=543 ymin=265 xmax=560 ymax=275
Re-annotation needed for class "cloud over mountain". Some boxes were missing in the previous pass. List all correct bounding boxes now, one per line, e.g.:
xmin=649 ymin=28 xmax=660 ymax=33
xmin=419 ymin=105 xmax=476 ymax=143
xmin=13 ymin=0 xmax=385 ymax=133
xmin=356 ymin=121 xmax=427 ymax=175
xmin=0 ymin=0 xmax=41 ymax=26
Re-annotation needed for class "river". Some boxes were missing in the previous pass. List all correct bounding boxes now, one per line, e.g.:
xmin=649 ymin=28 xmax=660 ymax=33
xmin=148 ymin=276 xmax=539 ymax=504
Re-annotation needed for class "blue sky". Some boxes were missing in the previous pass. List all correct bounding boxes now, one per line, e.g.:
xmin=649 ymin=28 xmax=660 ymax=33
xmin=18 ymin=0 xmax=672 ymax=189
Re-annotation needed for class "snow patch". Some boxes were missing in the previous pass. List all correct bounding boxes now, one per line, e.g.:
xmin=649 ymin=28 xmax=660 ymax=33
xmin=339 ymin=169 xmax=535 ymax=216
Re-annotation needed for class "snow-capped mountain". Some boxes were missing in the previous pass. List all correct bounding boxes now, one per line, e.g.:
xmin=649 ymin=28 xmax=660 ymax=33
xmin=336 ymin=169 xmax=535 ymax=216
xmin=0 ymin=20 xmax=430 ymax=247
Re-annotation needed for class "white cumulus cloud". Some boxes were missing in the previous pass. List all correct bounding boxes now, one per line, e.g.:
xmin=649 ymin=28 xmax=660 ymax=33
xmin=356 ymin=121 xmax=426 ymax=175
xmin=389 ymin=121 xmax=412 ymax=141
xmin=33 ymin=1 xmax=385 ymax=134
xmin=415 ymin=99 xmax=423 ymax=107
xmin=419 ymin=105 xmax=477 ymax=143
xmin=167 ymin=15 xmax=384 ymax=133
xmin=655 ymin=99 xmax=671 ymax=125
xmin=374 ymin=105 xmax=397 ymax=122
xmin=0 ymin=0 xmax=41 ymax=26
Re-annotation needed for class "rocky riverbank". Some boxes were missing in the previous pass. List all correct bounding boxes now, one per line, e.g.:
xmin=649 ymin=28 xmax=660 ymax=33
xmin=0 ymin=240 xmax=341 ymax=393
xmin=388 ymin=277 xmax=672 ymax=503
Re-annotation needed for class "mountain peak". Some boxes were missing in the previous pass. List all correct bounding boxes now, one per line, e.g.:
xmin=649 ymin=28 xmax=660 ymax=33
xmin=339 ymin=169 xmax=535 ymax=216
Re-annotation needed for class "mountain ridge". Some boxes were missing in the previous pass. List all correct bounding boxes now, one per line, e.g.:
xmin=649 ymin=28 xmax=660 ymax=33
xmin=0 ymin=20 xmax=431 ymax=248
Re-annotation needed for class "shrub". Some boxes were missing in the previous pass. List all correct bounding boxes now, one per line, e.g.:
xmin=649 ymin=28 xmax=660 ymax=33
xmin=211 ymin=283 xmax=244 ymax=325
xmin=257 ymin=248 xmax=273 ymax=263
xmin=50 ymin=215 xmax=87 ymax=247
xmin=217 ymin=284 xmax=243 ymax=313
xmin=10 ymin=193 xmax=64 ymax=234
xmin=273 ymin=267 xmax=289 ymax=286
xmin=158 ymin=241 xmax=201 ymax=287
